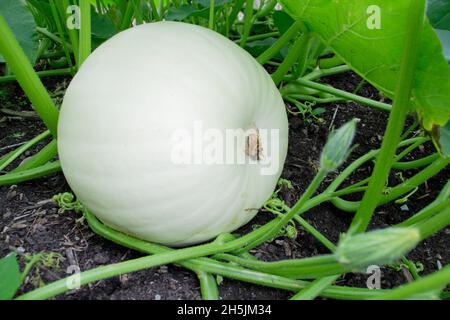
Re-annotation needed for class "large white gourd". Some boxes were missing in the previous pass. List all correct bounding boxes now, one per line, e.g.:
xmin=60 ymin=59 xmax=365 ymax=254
xmin=58 ymin=21 xmax=288 ymax=246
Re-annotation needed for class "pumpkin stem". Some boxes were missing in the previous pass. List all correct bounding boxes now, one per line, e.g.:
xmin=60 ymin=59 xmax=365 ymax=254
xmin=245 ymin=125 xmax=262 ymax=161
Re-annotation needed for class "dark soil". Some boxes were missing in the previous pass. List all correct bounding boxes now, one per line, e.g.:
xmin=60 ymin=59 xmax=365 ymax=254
xmin=0 ymin=72 xmax=448 ymax=300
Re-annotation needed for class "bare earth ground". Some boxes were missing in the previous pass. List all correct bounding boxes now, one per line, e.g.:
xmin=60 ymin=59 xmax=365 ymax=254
xmin=0 ymin=72 xmax=448 ymax=300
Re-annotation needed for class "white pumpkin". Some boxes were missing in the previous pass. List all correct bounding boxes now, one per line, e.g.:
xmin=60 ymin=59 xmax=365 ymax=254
xmin=58 ymin=21 xmax=288 ymax=246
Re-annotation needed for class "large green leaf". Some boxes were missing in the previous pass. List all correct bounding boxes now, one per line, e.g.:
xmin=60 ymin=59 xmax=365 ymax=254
xmin=427 ymin=0 xmax=450 ymax=62
xmin=245 ymin=37 xmax=277 ymax=56
xmin=26 ymin=0 xmax=55 ymax=30
xmin=91 ymin=9 xmax=117 ymax=39
xmin=273 ymin=10 xmax=295 ymax=35
xmin=281 ymin=0 xmax=450 ymax=131
xmin=165 ymin=0 xmax=231 ymax=21
xmin=427 ymin=0 xmax=450 ymax=30
xmin=196 ymin=0 xmax=231 ymax=8
xmin=0 ymin=0 xmax=38 ymax=64
xmin=436 ymin=29 xmax=450 ymax=61
xmin=0 ymin=253 xmax=21 ymax=300
xmin=165 ymin=5 xmax=208 ymax=21
xmin=89 ymin=0 xmax=117 ymax=7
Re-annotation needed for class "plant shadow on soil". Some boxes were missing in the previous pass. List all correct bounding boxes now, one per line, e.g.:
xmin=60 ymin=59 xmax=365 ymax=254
xmin=0 ymin=72 xmax=448 ymax=300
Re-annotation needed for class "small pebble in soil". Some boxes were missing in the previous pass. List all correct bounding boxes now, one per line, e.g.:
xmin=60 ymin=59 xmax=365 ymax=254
xmin=16 ymin=246 xmax=25 ymax=254
xmin=3 ymin=209 xmax=12 ymax=219
xmin=400 ymin=204 xmax=409 ymax=211
xmin=93 ymin=253 xmax=110 ymax=264
xmin=169 ymin=282 xmax=177 ymax=290
xmin=158 ymin=266 xmax=168 ymax=274
xmin=155 ymin=294 xmax=161 ymax=300
xmin=6 ymin=189 xmax=17 ymax=201
xmin=119 ymin=274 xmax=129 ymax=285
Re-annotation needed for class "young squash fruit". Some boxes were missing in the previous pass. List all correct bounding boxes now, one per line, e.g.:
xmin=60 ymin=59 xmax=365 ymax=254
xmin=58 ymin=21 xmax=288 ymax=246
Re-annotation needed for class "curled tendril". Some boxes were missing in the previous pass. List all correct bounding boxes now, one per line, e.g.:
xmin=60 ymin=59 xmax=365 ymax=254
xmin=52 ymin=192 xmax=85 ymax=214
xmin=263 ymin=186 xmax=298 ymax=240
xmin=285 ymin=225 xmax=298 ymax=239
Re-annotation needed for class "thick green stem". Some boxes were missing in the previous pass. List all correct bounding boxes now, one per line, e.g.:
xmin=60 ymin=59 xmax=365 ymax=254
xmin=416 ymin=206 xmax=450 ymax=240
xmin=11 ymin=139 xmax=58 ymax=173
xmin=120 ymin=0 xmax=134 ymax=30
xmin=294 ymin=216 xmax=336 ymax=252
xmin=318 ymin=55 xmax=344 ymax=69
xmin=234 ymin=31 xmax=279 ymax=43
xmin=256 ymin=0 xmax=277 ymax=18
xmin=20 ymin=254 xmax=44 ymax=283
xmin=0 ymin=16 xmax=59 ymax=137
xmin=215 ymin=253 xmax=346 ymax=279
xmin=285 ymin=94 xmax=345 ymax=104
xmin=149 ymin=0 xmax=160 ymax=21
xmin=323 ymin=136 xmax=424 ymax=194
xmin=303 ymin=65 xmax=351 ymax=81
xmin=198 ymin=271 xmax=219 ymax=300
xmin=290 ymin=275 xmax=340 ymax=300
xmin=0 ymin=68 xmax=73 ymax=83
xmin=240 ymin=0 xmax=254 ymax=47
xmin=49 ymin=0 xmax=74 ymax=69
xmin=393 ymin=137 xmax=428 ymax=162
xmin=348 ymin=0 xmax=426 ymax=234
xmin=14 ymin=213 xmax=287 ymax=299
xmin=291 ymin=78 xmax=392 ymax=112
xmin=16 ymin=182 xmax=339 ymax=299
xmin=398 ymin=181 xmax=450 ymax=227
xmin=331 ymin=156 xmax=450 ymax=212
xmin=16 ymin=211 xmax=386 ymax=300
xmin=78 ymin=0 xmax=91 ymax=67
xmin=227 ymin=0 xmax=244 ymax=33
xmin=0 ymin=131 xmax=51 ymax=172
xmin=208 ymin=0 xmax=215 ymax=30
xmin=39 ymin=50 xmax=65 ymax=59
xmin=391 ymin=154 xmax=439 ymax=170
xmin=257 ymin=20 xmax=303 ymax=65
xmin=0 ymin=161 xmax=61 ymax=186
xmin=131 ymin=0 xmax=143 ymax=24
xmin=37 ymin=27 xmax=73 ymax=50
xmin=272 ymin=32 xmax=311 ymax=85
xmin=398 ymin=199 xmax=450 ymax=228
xmin=60 ymin=0 xmax=79 ymax=66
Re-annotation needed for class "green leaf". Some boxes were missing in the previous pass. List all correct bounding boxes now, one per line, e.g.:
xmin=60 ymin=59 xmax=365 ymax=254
xmin=427 ymin=0 xmax=450 ymax=30
xmin=438 ymin=121 xmax=450 ymax=156
xmin=245 ymin=37 xmax=276 ymax=55
xmin=273 ymin=10 xmax=295 ymax=35
xmin=89 ymin=0 xmax=117 ymax=8
xmin=312 ymin=107 xmax=326 ymax=116
xmin=196 ymin=0 xmax=231 ymax=8
xmin=436 ymin=29 xmax=450 ymax=61
xmin=245 ymin=38 xmax=287 ymax=60
xmin=165 ymin=1 xmax=231 ymax=21
xmin=427 ymin=1 xmax=450 ymax=62
xmin=26 ymin=0 xmax=55 ymax=30
xmin=0 ymin=0 xmax=38 ymax=64
xmin=0 ymin=253 xmax=21 ymax=300
xmin=281 ymin=0 xmax=450 ymax=131
xmin=165 ymin=5 xmax=208 ymax=21
xmin=91 ymin=10 xmax=117 ymax=39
